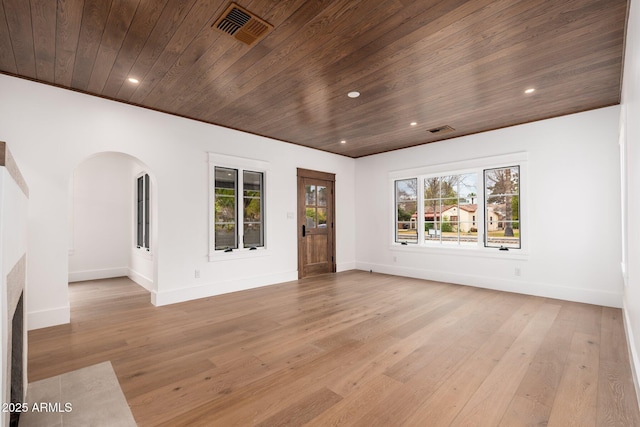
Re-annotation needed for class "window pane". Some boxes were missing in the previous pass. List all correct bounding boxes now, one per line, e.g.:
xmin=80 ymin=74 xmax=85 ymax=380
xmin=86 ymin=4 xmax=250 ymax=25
xmin=136 ymin=176 xmax=143 ymax=247
xmin=424 ymin=173 xmax=478 ymax=245
xmin=306 ymin=185 xmax=316 ymax=205
xmin=485 ymin=166 xmax=520 ymax=248
xmin=243 ymin=171 xmax=263 ymax=248
xmin=395 ymin=178 xmax=417 ymax=243
xmin=215 ymin=167 xmax=238 ymax=249
xmin=318 ymin=186 xmax=327 ymax=206
xmin=215 ymin=224 xmax=236 ymax=250
xmin=244 ymin=223 xmax=262 ymax=248
xmin=317 ymin=207 xmax=327 ymax=227
xmin=305 ymin=207 xmax=317 ymax=228
xmin=144 ymin=174 xmax=150 ymax=248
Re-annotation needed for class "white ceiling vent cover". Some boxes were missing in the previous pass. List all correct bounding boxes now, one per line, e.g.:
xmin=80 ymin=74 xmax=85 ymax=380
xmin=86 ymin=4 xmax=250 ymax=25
xmin=213 ymin=3 xmax=273 ymax=46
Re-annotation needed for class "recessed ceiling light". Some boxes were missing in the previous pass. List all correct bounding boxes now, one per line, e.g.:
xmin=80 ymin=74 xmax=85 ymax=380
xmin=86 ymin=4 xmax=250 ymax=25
xmin=340 ymin=140 xmax=346 ymax=144
xmin=410 ymin=122 xmax=417 ymax=126
xmin=524 ymin=88 xmax=535 ymax=94
xmin=127 ymin=77 xmax=140 ymax=84
xmin=347 ymin=91 xmax=360 ymax=98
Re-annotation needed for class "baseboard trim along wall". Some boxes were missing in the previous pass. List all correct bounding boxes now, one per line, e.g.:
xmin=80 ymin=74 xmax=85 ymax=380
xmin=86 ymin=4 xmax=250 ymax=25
xmin=68 ymin=267 xmax=129 ymax=283
xmin=623 ymin=299 xmax=640 ymax=413
xmin=152 ymin=270 xmax=299 ymax=306
xmin=28 ymin=305 xmax=70 ymax=330
xmin=127 ymin=269 xmax=153 ymax=291
xmin=354 ymin=262 xmax=623 ymax=308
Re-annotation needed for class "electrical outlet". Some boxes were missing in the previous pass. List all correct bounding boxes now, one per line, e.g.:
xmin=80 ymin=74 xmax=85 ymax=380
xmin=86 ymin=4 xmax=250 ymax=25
xmin=393 ymin=256 xmax=397 ymax=262
xmin=514 ymin=267 xmax=521 ymax=277
xmin=195 ymin=269 xmax=200 ymax=278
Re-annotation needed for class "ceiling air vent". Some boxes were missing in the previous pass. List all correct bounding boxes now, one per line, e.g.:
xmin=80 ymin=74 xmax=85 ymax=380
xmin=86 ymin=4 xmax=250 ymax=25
xmin=213 ymin=3 xmax=273 ymax=46
xmin=427 ymin=125 xmax=455 ymax=135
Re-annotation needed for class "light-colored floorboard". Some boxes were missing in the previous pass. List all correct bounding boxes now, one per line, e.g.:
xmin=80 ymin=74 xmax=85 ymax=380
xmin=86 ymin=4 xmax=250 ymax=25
xmin=27 ymin=271 xmax=640 ymax=426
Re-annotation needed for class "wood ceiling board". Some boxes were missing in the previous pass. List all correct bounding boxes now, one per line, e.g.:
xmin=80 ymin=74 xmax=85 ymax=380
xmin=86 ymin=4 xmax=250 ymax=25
xmin=0 ymin=0 xmax=628 ymax=158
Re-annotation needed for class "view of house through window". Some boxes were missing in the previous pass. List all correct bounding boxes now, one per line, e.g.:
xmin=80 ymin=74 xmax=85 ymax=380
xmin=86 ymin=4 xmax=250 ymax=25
xmin=394 ymin=164 xmax=520 ymax=249
xmin=424 ymin=173 xmax=477 ymax=245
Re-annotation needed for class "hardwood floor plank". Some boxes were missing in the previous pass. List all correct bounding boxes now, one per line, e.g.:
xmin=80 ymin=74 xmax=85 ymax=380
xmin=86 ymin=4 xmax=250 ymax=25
xmin=597 ymin=307 xmax=640 ymax=426
xmin=499 ymin=301 xmax=583 ymax=426
xmin=547 ymin=332 xmax=600 ymax=427
xmin=450 ymin=303 xmax=560 ymax=426
xmin=26 ymin=272 xmax=639 ymax=426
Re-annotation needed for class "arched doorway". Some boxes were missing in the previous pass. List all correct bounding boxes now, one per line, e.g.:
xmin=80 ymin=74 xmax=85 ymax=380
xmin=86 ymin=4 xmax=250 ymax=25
xmin=68 ymin=152 xmax=157 ymax=302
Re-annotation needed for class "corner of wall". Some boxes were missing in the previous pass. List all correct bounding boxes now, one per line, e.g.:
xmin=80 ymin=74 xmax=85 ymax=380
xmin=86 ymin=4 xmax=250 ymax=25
xmin=27 ymin=305 xmax=70 ymax=330
xmin=623 ymin=298 xmax=640 ymax=412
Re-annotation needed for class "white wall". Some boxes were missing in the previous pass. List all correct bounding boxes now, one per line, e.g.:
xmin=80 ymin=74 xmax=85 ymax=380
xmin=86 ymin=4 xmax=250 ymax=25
xmin=621 ymin=0 xmax=640 ymax=405
xmin=0 ymin=74 xmax=356 ymax=329
xmin=68 ymin=153 xmax=134 ymax=282
xmin=356 ymin=106 xmax=623 ymax=307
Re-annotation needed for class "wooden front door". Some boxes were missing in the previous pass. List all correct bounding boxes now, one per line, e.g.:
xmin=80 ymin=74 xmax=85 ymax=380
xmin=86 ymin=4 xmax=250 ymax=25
xmin=297 ymin=168 xmax=335 ymax=279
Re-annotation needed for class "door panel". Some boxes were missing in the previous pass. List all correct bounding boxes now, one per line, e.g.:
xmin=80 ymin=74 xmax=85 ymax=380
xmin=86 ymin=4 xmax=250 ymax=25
xmin=297 ymin=169 xmax=335 ymax=278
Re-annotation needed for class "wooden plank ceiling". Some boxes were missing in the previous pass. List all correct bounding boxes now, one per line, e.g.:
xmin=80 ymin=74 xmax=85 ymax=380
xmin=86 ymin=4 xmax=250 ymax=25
xmin=0 ymin=0 xmax=629 ymax=158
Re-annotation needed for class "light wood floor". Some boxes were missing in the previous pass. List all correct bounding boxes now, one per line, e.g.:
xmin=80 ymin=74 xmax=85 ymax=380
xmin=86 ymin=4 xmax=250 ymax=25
xmin=28 ymin=271 xmax=640 ymax=426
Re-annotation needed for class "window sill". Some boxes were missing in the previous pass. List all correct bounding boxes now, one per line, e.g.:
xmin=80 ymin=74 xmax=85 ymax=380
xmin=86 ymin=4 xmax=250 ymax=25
xmin=208 ymin=248 xmax=269 ymax=262
xmin=389 ymin=243 xmax=529 ymax=260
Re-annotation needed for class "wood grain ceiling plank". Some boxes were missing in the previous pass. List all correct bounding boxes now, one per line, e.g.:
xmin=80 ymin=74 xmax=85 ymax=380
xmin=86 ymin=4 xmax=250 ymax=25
xmin=115 ymin=0 xmax=197 ymax=101
xmin=101 ymin=0 xmax=170 ymax=98
xmin=229 ymin=0 xmax=508 ymax=135
xmin=250 ymin=0 xmax=624 ymax=150
xmin=54 ymin=0 xmax=84 ymax=87
xmin=3 ymin=0 xmax=36 ymax=77
xmin=185 ymin=0 xmax=404 ymax=124
xmin=143 ymin=0 xmax=308 ymax=113
xmin=185 ymin=0 xmax=395 ymax=120
xmin=126 ymin=0 xmax=228 ymax=105
xmin=71 ymin=0 xmax=112 ymax=90
xmin=30 ymin=0 xmax=56 ymax=82
xmin=149 ymin=0 xmax=318 ymax=114
xmin=192 ymin=0 xmax=474 ymax=123
xmin=0 ymin=1 xmax=17 ymax=74
xmin=86 ymin=0 xmax=140 ymax=94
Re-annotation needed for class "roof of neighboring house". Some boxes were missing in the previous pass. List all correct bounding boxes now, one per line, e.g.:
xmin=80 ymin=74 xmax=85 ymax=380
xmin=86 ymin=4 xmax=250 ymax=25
xmin=409 ymin=203 xmax=511 ymax=219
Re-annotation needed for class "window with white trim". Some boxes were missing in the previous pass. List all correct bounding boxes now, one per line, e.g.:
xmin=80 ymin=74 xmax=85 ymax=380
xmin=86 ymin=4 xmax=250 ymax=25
xmin=209 ymin=153 xmax=267 ymax=258
xmin=136 ymin=173 xmax=150 ymax=250
xmin=393 ymin=158 xmax=522 ymax=250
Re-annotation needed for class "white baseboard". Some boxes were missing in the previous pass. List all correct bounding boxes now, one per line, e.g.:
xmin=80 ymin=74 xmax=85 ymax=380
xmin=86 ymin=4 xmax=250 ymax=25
xmin=623 ymin=299 xmax=640 ymax=412
xmin=354 ymin=262 xmax=623 ymax=308
xmin=337 ymin=261 xmax=357 ymax=272
xmin=27 ymin=305 xmax=70 ymax=330
xmin=152 ymin=270 xmax=298 ymax=306
xmin=127 ymin=269 xmax=153 ymax=291
xmin=68 ymin=267 xmax=129 ymax=283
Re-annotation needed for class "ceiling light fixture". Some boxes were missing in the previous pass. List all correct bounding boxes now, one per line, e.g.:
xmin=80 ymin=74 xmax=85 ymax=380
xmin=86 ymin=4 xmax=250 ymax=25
xmin=524 ymin=88 xmax=535 ymax=94
xmin=127 ymin=77 xmax=139 ymax=84
xmin=347 ymin=91 xmax=360 ymax=98
xmin=410 ymin=122 xmax=417 ymax=126
xmin=340 ymin=140 xmax=346 ymax=144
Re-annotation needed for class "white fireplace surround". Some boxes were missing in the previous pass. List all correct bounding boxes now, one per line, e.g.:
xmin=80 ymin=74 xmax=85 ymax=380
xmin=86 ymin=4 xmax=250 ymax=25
xmin=1 ymin=142 xmax=29 ymax=427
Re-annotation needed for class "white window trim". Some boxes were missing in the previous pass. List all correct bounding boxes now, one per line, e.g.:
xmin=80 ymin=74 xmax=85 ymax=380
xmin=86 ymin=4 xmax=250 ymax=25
xmin=208 ymin=152 xmax=269 ymax=262
xmin=389 ymin=152 xmax=528 ymax=257
xmin=135 ymin=171 xmax=151 ymax=253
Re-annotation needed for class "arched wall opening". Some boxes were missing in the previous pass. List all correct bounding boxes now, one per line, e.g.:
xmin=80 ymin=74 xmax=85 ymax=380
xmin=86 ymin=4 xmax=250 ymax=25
xmin=68 ymin=152 xmax=158 ymax=305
